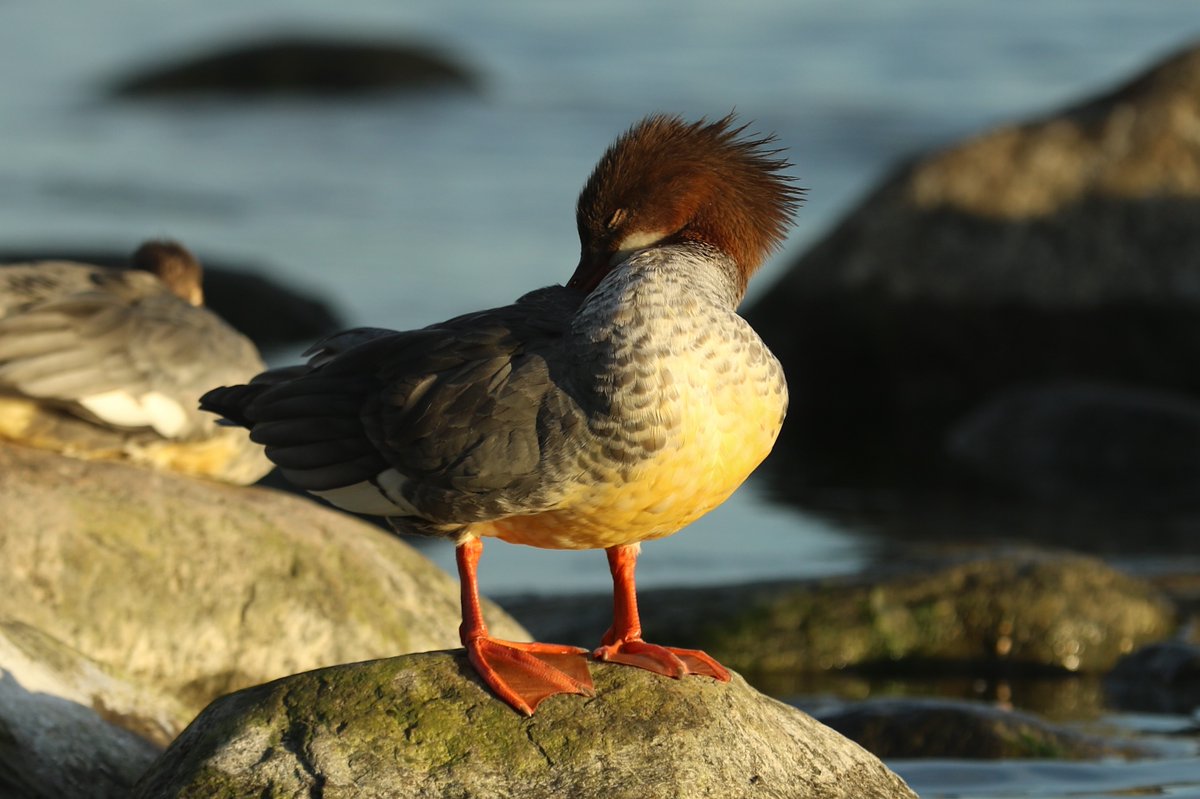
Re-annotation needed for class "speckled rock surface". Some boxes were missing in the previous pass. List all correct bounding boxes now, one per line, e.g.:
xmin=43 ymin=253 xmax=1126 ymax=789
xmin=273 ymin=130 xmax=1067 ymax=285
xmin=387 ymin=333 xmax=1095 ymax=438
xmin=0 ymin=442 xmax=525 ymax=715
xmin=133 ymin=651 xmax=917 ymax=799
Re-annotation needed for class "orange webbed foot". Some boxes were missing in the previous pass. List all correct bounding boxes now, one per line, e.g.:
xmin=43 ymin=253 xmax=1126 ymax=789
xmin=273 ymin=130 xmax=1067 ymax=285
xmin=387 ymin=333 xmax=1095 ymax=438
xmin=593 ymin=636 xmax=731 ymax=681
xmin=465 ymin=636 xmax=595 ymax=716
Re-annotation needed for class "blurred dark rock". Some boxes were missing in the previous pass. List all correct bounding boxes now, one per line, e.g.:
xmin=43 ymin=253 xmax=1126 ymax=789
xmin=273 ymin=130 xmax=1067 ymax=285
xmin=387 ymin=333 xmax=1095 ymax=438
xmin=817 ymin=698 xmax=1147 ymax=760
xmin=504 ymin=551 xmax=1176 ymax=682
xmin=747 ymin=41 xmax=1200 ymax=516
xmin=947 ymin=381 xmax=1200 ymax=509
xmin=0 ymin=247 xmax=341 ymax=348
xmin=1105 ymin=641 xmax=1200 ymax=715
xmin=109 ymin=34 xmax=480 ymax=98
xmin=132 ymin=652 xmax=917 ymax=799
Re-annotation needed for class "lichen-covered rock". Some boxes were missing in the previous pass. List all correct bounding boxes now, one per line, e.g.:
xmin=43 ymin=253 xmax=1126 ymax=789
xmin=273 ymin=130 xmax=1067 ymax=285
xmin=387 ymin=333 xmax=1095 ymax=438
xmin=132 ymin=651 xmax=917 ymax=799
xmin=705 ymin=553 xmax=1175 ymax=677
xmin=817 ymin=698 xmax=1147 ymax=760
xmin=0 ymin=443 xmax=525 ymax=715
xmin=747 ymin=41 xmax=1200 ymax=505
xmin=0 ymin=624 xmax=162 ymax=799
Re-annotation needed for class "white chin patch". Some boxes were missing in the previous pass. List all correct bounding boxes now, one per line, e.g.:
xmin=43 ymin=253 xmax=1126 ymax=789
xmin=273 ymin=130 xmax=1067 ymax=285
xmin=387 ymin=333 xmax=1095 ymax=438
xmin=612 ymin=230 xmax=667 ymax=264
xmin=310 ymin=469 xmax=419 ymax=517
xmin=78 ymin=390 xmax=190 ymax=438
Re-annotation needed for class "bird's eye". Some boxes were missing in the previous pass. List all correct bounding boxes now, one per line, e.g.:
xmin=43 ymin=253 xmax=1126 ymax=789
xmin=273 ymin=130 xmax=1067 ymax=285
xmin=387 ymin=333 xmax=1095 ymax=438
xmin=606 ymin=209 xmax=627 ymax=230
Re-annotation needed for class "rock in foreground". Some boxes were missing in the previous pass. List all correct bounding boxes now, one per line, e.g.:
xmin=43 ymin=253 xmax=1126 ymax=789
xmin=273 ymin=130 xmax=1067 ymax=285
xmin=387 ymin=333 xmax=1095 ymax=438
xmin=133 ymin=651 xmax=916 ymax=799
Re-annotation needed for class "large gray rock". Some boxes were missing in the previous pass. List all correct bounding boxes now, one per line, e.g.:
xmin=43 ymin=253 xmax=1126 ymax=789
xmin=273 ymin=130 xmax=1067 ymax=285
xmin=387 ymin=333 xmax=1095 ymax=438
xmin=0 ymin=442 xmax=525 ymax=715
xmin=747 ymin=41 xmax=1200 ymax=508
xmin=132 ymin=652 xmax=917 ymax=799
xmin=0 ymin=622 xmax=169 ymax=799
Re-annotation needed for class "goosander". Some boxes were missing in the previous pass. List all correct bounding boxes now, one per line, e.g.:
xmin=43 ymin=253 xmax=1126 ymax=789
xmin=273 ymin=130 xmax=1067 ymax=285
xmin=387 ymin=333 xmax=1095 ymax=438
xmin=201 ymin=114 xmax=800 ymax=714
xmin=0 ymin=240 xmax=271 ymax=484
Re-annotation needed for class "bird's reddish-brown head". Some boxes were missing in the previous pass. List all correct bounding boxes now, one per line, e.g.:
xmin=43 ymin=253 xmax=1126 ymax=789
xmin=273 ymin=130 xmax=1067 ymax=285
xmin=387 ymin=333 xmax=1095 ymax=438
xmin=569 ymin=113 xmax=802 ymax=297
xmin=131 ymin=239 xmax=205 ymax=306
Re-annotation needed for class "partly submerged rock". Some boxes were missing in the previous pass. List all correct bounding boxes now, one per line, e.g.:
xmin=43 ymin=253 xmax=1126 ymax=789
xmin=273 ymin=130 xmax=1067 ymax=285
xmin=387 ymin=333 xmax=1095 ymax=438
xmin=132 ymin=651 xmax=917 ymax=799
xmin=109 ymin=35 xmax=480 ymax=98
xmin=705 ymin=553 xmax=1175 ymax=678
xmin=0 ymin=442 xmax=525 ymax=715
xmin=1105 ymin=641 xmax=1200 ymax=715
xmin=508 ymin=552 xmax=1176 ymax=682
xmin=817 ymin=698 xmax=1146 ymax=760
xmin=947 ymin=381 xmax=1200 ymax=509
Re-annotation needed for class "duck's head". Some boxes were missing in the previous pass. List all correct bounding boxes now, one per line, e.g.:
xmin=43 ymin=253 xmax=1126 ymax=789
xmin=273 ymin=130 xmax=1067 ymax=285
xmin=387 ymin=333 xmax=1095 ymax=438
xmin=569 ymin=113 xmax=802 ymax=297
xmin=131 ymin=239 xmax=204 ymax=306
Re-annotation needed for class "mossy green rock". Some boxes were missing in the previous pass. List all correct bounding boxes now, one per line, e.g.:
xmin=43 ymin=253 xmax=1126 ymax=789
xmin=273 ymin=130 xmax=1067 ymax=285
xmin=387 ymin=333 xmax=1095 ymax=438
xmin=707 ymin=553 xmax=1175 ymax=677
xmin=0 ymin=443 xmax=525 ymax=716
xmin=133 ymin=651 xmax=916 ymax=799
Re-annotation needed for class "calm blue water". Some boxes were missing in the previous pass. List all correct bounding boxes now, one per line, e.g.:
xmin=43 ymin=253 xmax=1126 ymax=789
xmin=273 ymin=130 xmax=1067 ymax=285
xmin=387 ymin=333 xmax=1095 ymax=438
xmin=3 ymin=2 xmax=1199 ymax=794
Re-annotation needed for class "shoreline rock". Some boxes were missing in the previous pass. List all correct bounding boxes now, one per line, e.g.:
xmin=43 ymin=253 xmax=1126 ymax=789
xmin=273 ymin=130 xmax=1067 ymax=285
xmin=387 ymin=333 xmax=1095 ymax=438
xmin=503 ymin=551 xmax=1177 ymax=681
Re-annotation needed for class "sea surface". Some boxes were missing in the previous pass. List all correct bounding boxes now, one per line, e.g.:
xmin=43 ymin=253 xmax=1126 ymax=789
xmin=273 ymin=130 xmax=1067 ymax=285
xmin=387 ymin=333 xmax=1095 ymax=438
xmin=3 ymin=1 xmax=1200 ymax=795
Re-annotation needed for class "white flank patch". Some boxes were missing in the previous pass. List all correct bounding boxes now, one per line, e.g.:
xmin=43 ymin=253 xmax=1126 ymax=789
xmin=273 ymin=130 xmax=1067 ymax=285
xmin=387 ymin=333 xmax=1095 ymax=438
xmin=140 ymin=392 xmax=191 ymax=438
xmin=79 ymin=390 xmax=190 ymax=438
xmin=311 ymin=469 xmax=419 ymax=516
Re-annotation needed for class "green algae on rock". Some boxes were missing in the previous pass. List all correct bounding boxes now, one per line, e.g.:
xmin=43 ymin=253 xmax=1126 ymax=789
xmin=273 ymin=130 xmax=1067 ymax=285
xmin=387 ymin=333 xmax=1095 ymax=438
xmin=132 ymin=651 xmax=917 ymax=799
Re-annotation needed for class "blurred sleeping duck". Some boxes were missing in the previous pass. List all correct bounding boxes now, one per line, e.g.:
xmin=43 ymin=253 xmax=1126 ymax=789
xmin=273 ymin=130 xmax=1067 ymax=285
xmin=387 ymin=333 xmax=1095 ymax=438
xmin=0 ymin=240 xmax=271 ymax=484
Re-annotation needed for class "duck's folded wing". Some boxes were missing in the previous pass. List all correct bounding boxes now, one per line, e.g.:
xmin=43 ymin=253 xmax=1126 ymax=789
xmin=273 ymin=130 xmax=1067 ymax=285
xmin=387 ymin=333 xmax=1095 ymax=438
xmin=232 ymin=285 xmax=586 ymax=522
xmin=0 ymin=290 xmax=262 ymax=438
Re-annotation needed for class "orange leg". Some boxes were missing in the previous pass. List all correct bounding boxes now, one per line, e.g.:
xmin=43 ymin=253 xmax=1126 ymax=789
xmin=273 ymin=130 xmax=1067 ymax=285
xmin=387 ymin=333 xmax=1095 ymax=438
xmin=592 ymin=544 xmax=730 ymax=681
xmin=457 ymin=537 xmax=594 ymax=715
